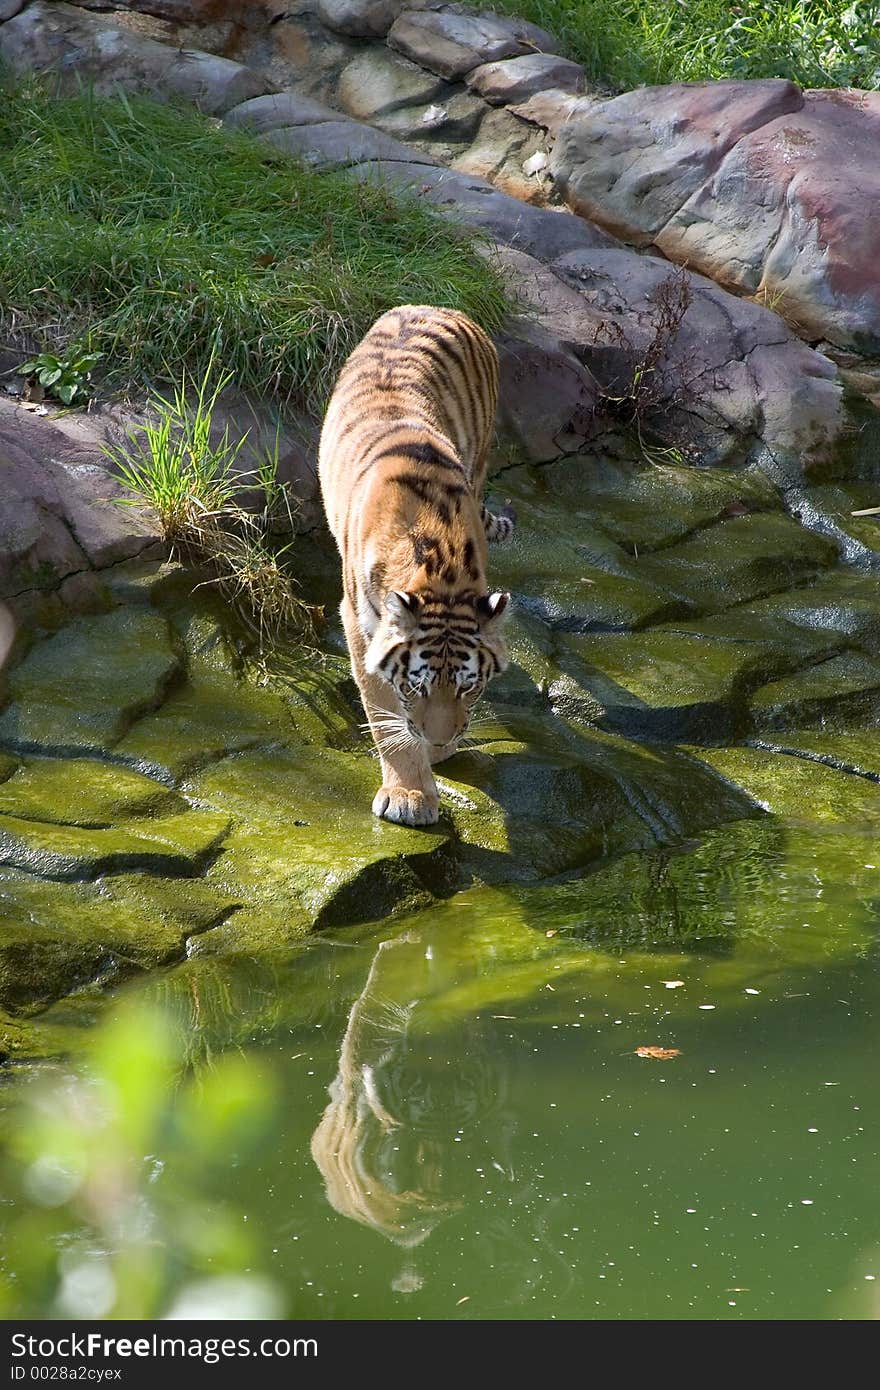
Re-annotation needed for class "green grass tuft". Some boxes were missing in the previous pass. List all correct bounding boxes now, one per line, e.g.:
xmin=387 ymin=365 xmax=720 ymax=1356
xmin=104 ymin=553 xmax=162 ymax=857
xmin=105 ymin=355 xmax=318 ymax=648
xmin=0 ymin=80 xmax=510 ymax=408
xmin=489 ymin=0 xmax=880 ymax=91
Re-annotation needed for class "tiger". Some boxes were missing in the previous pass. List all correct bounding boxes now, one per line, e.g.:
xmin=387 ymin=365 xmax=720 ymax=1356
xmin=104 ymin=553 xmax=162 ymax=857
xmin=318 ymin=304 xmax=514 ymax=828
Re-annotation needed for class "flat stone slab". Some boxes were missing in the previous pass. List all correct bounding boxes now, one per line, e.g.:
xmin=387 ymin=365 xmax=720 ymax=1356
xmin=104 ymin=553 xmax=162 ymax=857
xmin=527 ymin=454 xmax=781 ymax=553
xmin=551 ymin=79 xmax=880 ymax=352
xmin=557 ymin=629 xmax=777 ymax=741
xmin=0 ymin=808 xmax=230 ymax=881
xmin=440 ymin=721 xmax=755 ymax=878
xmin=224 ymin=91 xmax=342 ymax=131
xmin=0 ymin=2 xmax=271 ymax=114
xmin=466 ymin=54 xmax=584 ymax=106
xmin=634 ymin=511 xmax=839 ymax=613
xmin=0 ymin=758 xmax=184 ymax=827
xmin=388 ymin=8 xmax=558 ymax=81
xmin=264 ymin=119 xmax=438 ymax=168
xmin=0 ymin=869 xmax=234 ymax=1016
xmin=189 ymin=746 xmax=454 ymax=931
xmin=748 ymin=730 xmax=880 ymax=782
xmin=737 ymin=572 xmax=880 ymax=648
xmin=750 ymin=651 xmax=880 ymax=731
xmin=694 ymin=745 xmax=880 ymax=828
xmin=0 ymin=610 xmax=181 ymax=757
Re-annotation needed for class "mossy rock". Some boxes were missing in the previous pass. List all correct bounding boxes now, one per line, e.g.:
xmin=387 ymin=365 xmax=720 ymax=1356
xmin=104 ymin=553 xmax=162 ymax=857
xmin=554 ymin=629 xmax=771 ymax=740
xmin=439 ymin=721 xmax=757 ymax=880
xmin=691 ymin=745 xmax=880 ymax=827
xmin=528 ymin=454 xmax=780 ymax=552
xmin=0 ymin=609 xmax=181 ymax=757
xmin=490 ymin=471 xmax=682 ymax=632
xmin=634 ymin=511 xmax=839 ymax=614
xmin=258 ymin=649 xmax=364 ymax=749
xmin=486 ymin=611 xmax=557 ymax=708
xmin=750 ymin=651 xmax=880 ymax=731
xmin=0 ymin=757 xmax=184 ymax=827
xmin=189 ymin=746 xmax=455 ymax=934
xmin=0 ymin=808 xmax=230 ymax=880
xmin=802 ymin=482 xmax=880 ymax=556
xmin=749 ymin=729 xmax=880 ymax=781
xmin=738 ymin=572 xmax=880 ymax=651
xmin=0 ymin=869 xmax=235 ymax=1016
xmin=114 ymin=667 xmax=288 ymax=783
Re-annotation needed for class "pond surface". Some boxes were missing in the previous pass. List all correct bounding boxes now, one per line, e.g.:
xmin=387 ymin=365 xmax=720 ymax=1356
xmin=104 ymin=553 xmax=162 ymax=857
xmin=27 ymin=813 xmax=868 ymax=1324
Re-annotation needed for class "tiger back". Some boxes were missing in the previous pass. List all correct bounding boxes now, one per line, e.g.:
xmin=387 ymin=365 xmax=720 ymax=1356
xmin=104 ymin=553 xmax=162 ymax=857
xmin=318 ymin=304 xmax=514 ymax=827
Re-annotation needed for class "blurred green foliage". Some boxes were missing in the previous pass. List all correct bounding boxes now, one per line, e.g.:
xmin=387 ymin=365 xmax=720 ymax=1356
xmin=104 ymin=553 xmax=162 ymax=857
xmin=0 ymin=1002 xmax=281 ymax=1319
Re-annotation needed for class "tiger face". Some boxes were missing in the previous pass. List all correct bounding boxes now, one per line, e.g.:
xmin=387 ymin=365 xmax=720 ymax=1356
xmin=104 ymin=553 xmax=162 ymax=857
xmin=364 ymin=589 xmax=509 ymax=759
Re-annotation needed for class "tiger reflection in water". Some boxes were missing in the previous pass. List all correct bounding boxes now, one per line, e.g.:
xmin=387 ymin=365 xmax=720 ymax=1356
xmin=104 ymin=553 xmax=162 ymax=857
xmin=310 ymin=934 xmax=512 ymax=1253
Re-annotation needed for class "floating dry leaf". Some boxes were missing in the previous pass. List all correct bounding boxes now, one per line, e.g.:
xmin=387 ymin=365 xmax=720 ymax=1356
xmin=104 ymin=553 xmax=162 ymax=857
xmin=661 ymin=979 xmax=685 ymax=989
xmin=456 ymin=1296 xmax=470 ymax=1305
xmin=635 ymin=1046 xmax=681 ymax=1060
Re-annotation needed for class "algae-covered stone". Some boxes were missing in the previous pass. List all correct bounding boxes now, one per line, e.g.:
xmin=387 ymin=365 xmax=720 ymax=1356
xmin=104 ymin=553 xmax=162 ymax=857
xmin=0 ymin=808 xmax=230 ymax=880
xmin=750 ymin=651 xmax=880 ymax=731
xmin=491 ymin=470 xmax=676 ymax=632
xmin=556 ymin=630 xmax=770 ymax=740
xmin=486 ymin=611 xmax=557 ymax=709
xmin=722 ymin=572 xmax=880 ymax=652
xmin=529 ymin=455 xmax=781 ymax=553
xmin=748 ymin=729 xmax=880 ymax=781
xmin=263 ymin=651 xmax=363 ymax=749
xmin=692 ymin=745 xmax=880 ymax=827
xmin=0 ymin=868 xmax=235 ymax=1016
xmin=114 ymin=665 xmax=285 ymax=783
xmin=800 ymin=483 xmax=880 ymax=558
xmin=439 ymin=721 xmax=756 ymax=879
xmin=190 ymin=746 xmax=454 ymax=932
xmin=0 ymin=609 xmax=181 ymax=757
xmin=0 ymin=758 xmax=183 ymax=827
xmin=635 ymin=512 xmax=839 ymax=614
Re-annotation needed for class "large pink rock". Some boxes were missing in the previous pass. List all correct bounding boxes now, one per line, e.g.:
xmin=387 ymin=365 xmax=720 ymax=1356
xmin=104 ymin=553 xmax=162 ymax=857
xmin=551 ymin=80 xmax=803 ymax=244
xmin=552 ymin=80 xmax=880 ymax=352
xmin=658 ymin=89 xmax=880 ymax=351
xmin=0 ymin=401 xmax=160 ymax=603
xmin=0 ymin=2 xmax=270 ymax=114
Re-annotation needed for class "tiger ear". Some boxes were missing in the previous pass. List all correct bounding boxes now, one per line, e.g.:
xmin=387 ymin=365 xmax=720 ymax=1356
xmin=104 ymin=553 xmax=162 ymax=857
xmin=477 ymin=591 xmax=510 ymax=626
xmin=364 ymin=592 xmax=420 ymax=677
xmin=384 ymin=591 xmax=421 ymax=629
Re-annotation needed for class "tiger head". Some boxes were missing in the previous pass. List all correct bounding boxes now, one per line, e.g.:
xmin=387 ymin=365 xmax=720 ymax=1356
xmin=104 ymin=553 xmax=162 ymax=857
xmin=364 ymin=589 xmax=510 ymax=758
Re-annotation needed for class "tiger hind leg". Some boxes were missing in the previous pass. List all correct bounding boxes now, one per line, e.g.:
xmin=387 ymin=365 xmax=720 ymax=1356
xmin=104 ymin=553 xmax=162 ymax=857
xmin=480 ymin=501 xmax=517 ymax=543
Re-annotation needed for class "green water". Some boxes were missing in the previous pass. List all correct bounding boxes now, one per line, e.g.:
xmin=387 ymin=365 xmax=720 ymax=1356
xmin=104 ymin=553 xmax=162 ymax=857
xmin=26 ymin=814 xmax=870 ymax=1323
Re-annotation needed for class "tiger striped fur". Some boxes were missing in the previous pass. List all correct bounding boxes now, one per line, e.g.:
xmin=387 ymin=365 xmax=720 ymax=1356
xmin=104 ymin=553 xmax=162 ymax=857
xmin=318 ymin=304 xmax=513 ymax=827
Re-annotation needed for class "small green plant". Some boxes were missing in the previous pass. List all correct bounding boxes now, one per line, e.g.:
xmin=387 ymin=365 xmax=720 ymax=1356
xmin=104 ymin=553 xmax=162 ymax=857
xmin=17 ymin=347 xmax=103 ymax=405
xmin=104 ymin=356 xmax=317 ymax=647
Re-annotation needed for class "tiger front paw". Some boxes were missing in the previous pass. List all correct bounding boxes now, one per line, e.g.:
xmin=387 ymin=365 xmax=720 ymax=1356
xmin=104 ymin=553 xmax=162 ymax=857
xmin=372 ymin=785 xmax=439 ymax=827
